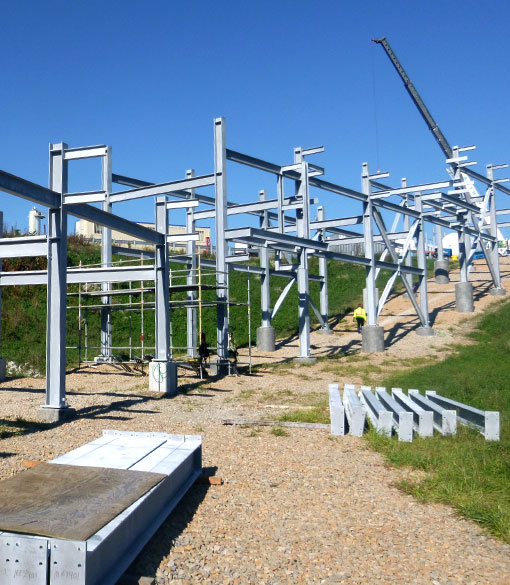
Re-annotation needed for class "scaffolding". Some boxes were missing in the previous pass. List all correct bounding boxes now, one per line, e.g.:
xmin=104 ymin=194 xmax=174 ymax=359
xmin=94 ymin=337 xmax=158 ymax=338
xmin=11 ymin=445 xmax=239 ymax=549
xmin=65 ymin=253 xmax=253 ymax=374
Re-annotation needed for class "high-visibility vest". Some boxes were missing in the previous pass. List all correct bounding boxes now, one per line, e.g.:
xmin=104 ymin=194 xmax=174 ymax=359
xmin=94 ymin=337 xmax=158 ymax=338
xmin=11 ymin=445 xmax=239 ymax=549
xmin=353 ymin=307 xmax=367 ymax=321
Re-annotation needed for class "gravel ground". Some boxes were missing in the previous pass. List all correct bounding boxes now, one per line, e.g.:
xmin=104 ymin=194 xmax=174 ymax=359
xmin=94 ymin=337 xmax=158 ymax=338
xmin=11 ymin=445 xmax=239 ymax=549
xmin=0 ymin=261 xmax=509 ymax=584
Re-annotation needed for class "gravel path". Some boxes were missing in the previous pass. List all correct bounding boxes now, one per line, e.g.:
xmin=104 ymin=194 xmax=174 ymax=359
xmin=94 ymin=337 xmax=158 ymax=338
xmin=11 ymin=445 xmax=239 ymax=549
xmin=0 ymin=261 xmax=509 ymax=584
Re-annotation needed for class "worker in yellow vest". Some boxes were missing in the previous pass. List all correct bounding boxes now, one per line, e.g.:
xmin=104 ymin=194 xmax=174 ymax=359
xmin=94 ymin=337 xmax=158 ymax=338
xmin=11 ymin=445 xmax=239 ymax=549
xmin=353 ymin=303 xmax=367 ymax=334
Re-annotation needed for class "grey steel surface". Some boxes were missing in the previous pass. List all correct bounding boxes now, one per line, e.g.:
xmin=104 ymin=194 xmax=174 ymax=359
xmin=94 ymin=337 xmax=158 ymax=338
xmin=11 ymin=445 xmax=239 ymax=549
xmin=408 ymin=390 xmax=457 ymax=435
xmin=425 ymin=391 xmax=500 ymax=441
xmin=329 ymin=384 xmax=346 ymax=436
xmin=392 ymin=388 xmax=433 ymax=438
xmin=342 ymin=385 xmax=366 ymax=437
xmin=359 ymin=387 xmax=392 ymax=437
xmin=0 ymin=432 xmax=202 ymax=585
xmin=375 ymin=388 xmax=413 ymax=442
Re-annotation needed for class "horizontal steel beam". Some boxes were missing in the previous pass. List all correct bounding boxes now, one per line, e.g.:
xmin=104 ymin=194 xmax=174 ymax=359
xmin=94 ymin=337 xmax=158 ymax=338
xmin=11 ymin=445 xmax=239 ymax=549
xmin=0 ymin=169 xmax=60 ymax=208
xmin=311 ymin=216 xmax=363 ymax=230
xmin=63 ymin=145 xmax=108 ymax=160
xmin=64 ymin=190 xmax=108 ymax=204
xmin=110 ymin=174 xmax=215 ymax=203
xmin=66 ymin=203 xmax=164 ymax=244
xmin=0 ymin=236 xmax=47 ymax=258
xmin=0 ymin=265 xmax=155 ymax=286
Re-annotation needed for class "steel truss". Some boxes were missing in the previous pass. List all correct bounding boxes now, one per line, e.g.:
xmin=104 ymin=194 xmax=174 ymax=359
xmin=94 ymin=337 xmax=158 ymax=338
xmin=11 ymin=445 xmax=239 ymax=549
xmin=0 ymin=118 xmax=508 ymax=418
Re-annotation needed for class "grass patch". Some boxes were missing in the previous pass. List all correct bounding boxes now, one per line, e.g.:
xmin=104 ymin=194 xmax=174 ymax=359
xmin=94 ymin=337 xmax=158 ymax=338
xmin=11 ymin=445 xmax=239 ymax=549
xmin=271 ymin=426 xmax=289 ymax=437
xmin=278 ymin=405 xmax=329 ymax=425
xmin=367 ymin=300 xmax=510 ymax=543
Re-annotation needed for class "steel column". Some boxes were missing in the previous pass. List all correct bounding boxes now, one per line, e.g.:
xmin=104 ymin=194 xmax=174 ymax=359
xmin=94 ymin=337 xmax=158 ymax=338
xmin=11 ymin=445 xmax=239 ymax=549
xmin=259 ymin=190 xmax=271 ymax=327
xmin=294 ymin=150 xmax=312 ymax=360
xmin=155 ymin=197 xmax=170 ymax=361
xmin=487 ymin=165 xmax=504 ymax=293
xmin=414 ymin=194 xmax=433 ymax=330
xmin=43 ymin=143 xmax=70 ymax=417
xmin=214 ymin=118 xmax=229 ymax=360
xmin=186 ymin=169 xmax=198 ymax=358
xmin=362 ymin=163 xmax=377 ymax=325
xmin=100 ymin=146 xmax=113 ymax=360
xmin=402 ymin=180 xmax=414 ymax=292
xmin=317 ymin=206 xmax=331 ymax=333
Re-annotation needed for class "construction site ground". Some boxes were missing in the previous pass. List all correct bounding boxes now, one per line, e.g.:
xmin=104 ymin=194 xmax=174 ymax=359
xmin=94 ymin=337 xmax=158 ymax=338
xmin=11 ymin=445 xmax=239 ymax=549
xmin=0 ymin=259 xmax=509 ymax=584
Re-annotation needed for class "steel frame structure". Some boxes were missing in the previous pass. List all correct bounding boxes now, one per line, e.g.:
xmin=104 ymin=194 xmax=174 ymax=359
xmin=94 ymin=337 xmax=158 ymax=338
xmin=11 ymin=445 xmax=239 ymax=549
xmin=0 ymin=116 xmax=508 ymax=419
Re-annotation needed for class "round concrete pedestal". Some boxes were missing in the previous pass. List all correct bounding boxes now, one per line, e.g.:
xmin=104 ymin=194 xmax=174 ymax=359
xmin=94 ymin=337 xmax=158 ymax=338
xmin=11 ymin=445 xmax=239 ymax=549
xmin=362 ymin=325 xmax=385 ymax=353
xmin=489 ymin=287 xmax=506 ymax=296
xmin=317 ymin=328 xmax=334 ymax=335
xmin=434 ymin=259 xmax=450 ymax=284
xmin=455 ymin=281 xmax=474 ymax=313
xmin=257 ymin=326 xmax=276 ymax=352
xmin=416 ymin=326 xmax=435 ymax=337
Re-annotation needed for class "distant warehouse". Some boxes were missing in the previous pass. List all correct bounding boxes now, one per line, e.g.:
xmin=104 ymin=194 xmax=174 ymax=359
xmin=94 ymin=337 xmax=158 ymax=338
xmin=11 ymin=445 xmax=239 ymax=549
xmin=75 ymin=219 xmax=211 ymax=253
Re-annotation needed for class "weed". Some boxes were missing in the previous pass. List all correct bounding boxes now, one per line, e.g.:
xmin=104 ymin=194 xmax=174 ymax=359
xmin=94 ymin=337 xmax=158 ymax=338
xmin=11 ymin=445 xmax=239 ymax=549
xmin=271 ymin=426 xmax=289 ymax=437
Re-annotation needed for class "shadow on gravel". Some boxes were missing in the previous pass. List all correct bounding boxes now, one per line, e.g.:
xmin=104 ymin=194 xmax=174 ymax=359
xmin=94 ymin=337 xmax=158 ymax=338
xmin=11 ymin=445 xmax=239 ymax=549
xmin=125 ymin=466 xmax=217 ymax=581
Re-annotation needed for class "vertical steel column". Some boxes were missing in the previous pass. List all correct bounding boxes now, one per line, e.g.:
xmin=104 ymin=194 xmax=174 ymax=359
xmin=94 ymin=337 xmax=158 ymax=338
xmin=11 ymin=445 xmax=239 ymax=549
xmin=41 ymin=143 xmax=71 ymax=420
xmin=361 ymin=163 xmax=385 ymax=352
xmin=186 ymin=169 xmax=198 ymax=357
xmin=214 ymin=117 xmax=228 ymax=361
xmin=150 ymin=197 xmax=178 ymax=394
xmin=256 ymin=189 xmax=276 ymax=351
xmin=317 ymin=206 xmax=332 ymax=334
xmin=414 ymin=194 xmax=434 ymax=334
xmin=293 ymin=148 xmax=314 ymax=362
xmin=402 ymin=180 xmax=414 ymax=292
xmin=259 ymin=190 xmax=271 ymax=327
xmin=100 ymin=146 xmax=113 ymax=360
xmin=362 ymin=163 xmax=377 ymax=325
xmin=275 ymin=174 xmax=284 ymax=270
xmin=154 ymin=197 xmax=170 ymax=361
xmin=487 ymin=165 xmax=505 ymax=295
xmin=436 ymin=225 xmax=444 ymax=260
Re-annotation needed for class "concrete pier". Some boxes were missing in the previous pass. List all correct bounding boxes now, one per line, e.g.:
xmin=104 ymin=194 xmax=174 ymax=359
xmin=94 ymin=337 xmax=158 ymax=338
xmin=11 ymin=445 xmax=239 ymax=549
xmin=416 ymin=326 xmax=435 ymax=336
xmin=256 ymin=326 xmax=276 ymax=352
xmin=455 ymin=281 xmax=474 ymax=313
xmin=362 ymin=325 xmax=385 ymax=353
xmin=434 ymin=259 xmax=449 ymax=284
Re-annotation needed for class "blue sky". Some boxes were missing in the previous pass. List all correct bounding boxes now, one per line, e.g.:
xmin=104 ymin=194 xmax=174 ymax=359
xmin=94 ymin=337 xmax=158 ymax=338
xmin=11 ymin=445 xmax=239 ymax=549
xmin=1 ymin=0 xmax=509 ymax=239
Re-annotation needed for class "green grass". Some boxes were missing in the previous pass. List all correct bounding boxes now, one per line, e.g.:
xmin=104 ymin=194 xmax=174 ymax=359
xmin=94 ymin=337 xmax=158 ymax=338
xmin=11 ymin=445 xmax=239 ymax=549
xmin=366 ymin=300 xmax=510 ymax=543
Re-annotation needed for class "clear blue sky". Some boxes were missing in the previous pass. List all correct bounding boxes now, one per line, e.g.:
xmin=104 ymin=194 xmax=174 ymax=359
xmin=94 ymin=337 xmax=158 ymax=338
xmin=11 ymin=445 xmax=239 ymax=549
xmin=1 ymin=0 xmax=509 ymax=239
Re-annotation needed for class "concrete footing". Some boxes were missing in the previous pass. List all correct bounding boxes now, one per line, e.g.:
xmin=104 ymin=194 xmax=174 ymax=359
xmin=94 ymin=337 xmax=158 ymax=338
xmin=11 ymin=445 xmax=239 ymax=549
xmin=317 ymin=328 xmax=334 ymax=335
xmin=455 ymin=281 xmax=474 ymax=313
xmin=362 ymin=325 xmax=385 ymax=353
xmin=416 ymin=326 xmax=435 ymax=337
xmin=256 ymin=326 xmax=276 ymax=352
xmin=489 ymin=287 xmax=506 ymax=296
xmin=209 ymin=358 xmax=230 ymax=376
xmin=149 ymin=360 xmax=178 ymax=395
xmin=434 ymin=259 xmax=450 ymax=284
xmin=37 ymin=406 xmax=76 ymax=423
xmin=0 ymin=357 xmax=6 ymax=382
xmin=293 ymin=356 xmax=317 ymax=365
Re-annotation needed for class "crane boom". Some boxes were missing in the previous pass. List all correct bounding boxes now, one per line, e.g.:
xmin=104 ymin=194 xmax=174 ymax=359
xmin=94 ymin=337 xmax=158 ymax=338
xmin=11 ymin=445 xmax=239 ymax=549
xmin=372 ymin=37 xmax=453 ymax=159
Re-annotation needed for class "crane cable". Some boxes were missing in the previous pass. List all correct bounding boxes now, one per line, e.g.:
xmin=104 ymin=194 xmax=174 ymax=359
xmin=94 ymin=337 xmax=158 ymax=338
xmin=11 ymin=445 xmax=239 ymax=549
xmin=370 ymin=41 xmax=381 ymax=172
